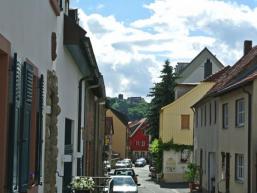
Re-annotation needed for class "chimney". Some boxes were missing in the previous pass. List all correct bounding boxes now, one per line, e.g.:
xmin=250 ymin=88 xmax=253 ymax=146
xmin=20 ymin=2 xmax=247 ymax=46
xmin=244 ymin=40 xmax=252 ymax=56
xmin=68 ymin=9 xmax=79 ymax=24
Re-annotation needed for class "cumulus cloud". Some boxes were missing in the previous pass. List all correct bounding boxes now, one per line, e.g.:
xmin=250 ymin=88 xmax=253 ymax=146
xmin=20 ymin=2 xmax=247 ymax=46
xmin=77 ymin=0 xmax=257 ymax=99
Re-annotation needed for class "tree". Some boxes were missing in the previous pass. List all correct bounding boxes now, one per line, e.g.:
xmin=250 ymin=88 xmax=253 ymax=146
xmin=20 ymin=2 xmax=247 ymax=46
xmin=147 ymin=59 xmax=178 ymax=139
xmin=106 ymin=97 xmax=149 ymax=121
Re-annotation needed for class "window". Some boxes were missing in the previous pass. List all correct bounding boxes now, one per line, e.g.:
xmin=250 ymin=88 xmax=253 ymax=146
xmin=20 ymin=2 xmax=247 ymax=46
xmin=141 ymin=141 xmax=145 ymax=147
xmin=201 ymin=107 xmax=203 ymax=127
xmin=236 ymin=99 xmax=245 ymax=127
xmin=136 ymin=141 xmax=140 ymax=146
xmin=214 ymin=101 xmax=217 ymax=124
xmin=222 ymin=103 xmax=228 ymax=129
xmin=235 ymin=154 xmax=244 ymax=181
xmin=204 ymin=59 xmax=212 ymax=78
xmin=64 ymin=118 xmax=73 ymax=154
xmin=181 ymin=114 xmax=190 ymax=129
xmin=209 ymin=103 xmax=212 ymax=125
xmin=195 ymin=109 xmax=199 ymax=128
xmin=204 ymin=104 xmax=207 ymax=126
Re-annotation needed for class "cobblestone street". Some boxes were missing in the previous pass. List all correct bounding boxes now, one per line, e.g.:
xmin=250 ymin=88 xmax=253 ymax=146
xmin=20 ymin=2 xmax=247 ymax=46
xmin=134 ymin=165 xmax=190 ymax=193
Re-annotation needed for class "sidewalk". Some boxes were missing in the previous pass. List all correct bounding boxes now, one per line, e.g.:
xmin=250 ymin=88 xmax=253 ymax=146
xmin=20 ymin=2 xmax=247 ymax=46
xmin=158 ymin=181 xmax=202 ymax=193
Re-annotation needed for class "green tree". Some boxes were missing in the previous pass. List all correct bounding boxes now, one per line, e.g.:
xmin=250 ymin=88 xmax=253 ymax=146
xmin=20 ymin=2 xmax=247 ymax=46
xmin=147 ymin=59 xmax=178 ymax=139
xmin=106 ymin=97 xmax=149 ymax=121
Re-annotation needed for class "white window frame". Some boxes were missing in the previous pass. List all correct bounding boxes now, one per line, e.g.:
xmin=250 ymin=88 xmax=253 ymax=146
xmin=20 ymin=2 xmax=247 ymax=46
xmin=141 ymin=141 xmax=145 ymax=147
xmin=236 ymin=99 xmax=245 ymax=127
xmin=136 ymin=141 xmax=140 ymax=146
xmin=235 ymin=154 xmax=244 ymax=181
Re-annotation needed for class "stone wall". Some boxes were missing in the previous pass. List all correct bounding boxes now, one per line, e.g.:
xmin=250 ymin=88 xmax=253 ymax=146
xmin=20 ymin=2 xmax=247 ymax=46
xmin=44 ymin=70 xmax=61 ymax=193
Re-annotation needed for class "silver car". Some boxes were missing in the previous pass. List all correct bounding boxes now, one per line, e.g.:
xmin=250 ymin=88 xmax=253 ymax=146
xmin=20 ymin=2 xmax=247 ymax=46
xmin=115 ymin=160 xmax=127 ymax=168
xmin=108 ymin=176 xmax=138 ymax=193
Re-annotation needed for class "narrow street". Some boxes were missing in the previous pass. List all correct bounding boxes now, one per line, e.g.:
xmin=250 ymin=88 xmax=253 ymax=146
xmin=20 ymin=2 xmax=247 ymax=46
xmin=133 ymin=165 xmax=190 ymax=193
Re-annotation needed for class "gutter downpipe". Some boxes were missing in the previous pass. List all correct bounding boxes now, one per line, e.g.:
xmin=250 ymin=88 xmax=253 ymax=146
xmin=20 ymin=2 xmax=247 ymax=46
xmin=191 ymin=106 xmax=202 ymax=191
xmin=242 ymin=87 xmax=252 ymax=193
xmin=77 ymin=76 xmax=92 ymax=175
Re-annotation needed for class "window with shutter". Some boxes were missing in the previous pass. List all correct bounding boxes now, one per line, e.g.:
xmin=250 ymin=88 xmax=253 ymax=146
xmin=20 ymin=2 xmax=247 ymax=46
xmin=181 ymin=114 xmax=190 ymax=129
xmin=19 ymin=62 xmax=33 ymax=192
xmin=8 ymin=53 xmax=22 ymax=192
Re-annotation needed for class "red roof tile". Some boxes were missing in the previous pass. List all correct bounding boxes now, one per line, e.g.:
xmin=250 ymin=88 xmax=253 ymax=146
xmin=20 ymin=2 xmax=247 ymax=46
xmin=207 ymin=45 xmax=257 ymax=95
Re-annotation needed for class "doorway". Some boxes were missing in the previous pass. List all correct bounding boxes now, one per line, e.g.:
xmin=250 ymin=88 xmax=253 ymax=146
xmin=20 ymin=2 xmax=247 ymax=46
xmin=208 ymin=152 xmax=216 ymax=193
xmin=63 ymin=162 xmax=72 ymax=193
xmin=225 ymin=153 xmax=230 ymax=193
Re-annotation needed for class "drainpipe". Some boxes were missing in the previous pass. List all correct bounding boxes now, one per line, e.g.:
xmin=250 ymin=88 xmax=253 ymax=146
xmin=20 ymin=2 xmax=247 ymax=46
xmin=77 ymin=76 xmax=92 ymax=175
xmin=242 ymin=87 xmax=252 ymax=193
xmin=191 ymin=107 xmax=196 ymax=161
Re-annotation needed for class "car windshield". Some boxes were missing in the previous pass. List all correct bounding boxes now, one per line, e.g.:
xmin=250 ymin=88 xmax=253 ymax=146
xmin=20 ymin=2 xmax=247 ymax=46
xmin=112 ymin=177 xmax=135 ymax=186
xmin=114 ymin=170 xmax=135 ymax=176
xmin=116 ymin=161 xmax=123 ymax=164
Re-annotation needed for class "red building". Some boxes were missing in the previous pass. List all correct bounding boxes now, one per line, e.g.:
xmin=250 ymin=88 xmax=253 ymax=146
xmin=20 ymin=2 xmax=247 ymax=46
xmin=128 ymin=118 xmax=150 ymax=161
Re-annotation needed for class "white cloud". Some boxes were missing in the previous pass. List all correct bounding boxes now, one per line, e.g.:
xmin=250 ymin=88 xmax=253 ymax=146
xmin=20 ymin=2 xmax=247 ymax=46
xmin=76 ymin=0 xmax=257 ymax=99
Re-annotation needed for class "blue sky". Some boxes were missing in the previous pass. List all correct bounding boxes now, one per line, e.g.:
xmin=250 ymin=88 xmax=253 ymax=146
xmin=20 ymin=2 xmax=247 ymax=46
xmin=70 ymin=0 xmax=257 ymax=100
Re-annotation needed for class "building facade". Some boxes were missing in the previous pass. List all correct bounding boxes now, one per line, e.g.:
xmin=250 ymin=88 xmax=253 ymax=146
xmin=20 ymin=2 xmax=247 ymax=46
xmin=193 ymin=41 xmax=257 ymax=193
xmin=0 ymin=1 xmax=106 ymax=193
xmin=106 ymin=108 xmax=128 ymax=159
xmin=129 ymin=118 xmax=150 ymax=161
xmin=175 ymin=48 xmax=224 ymax=99
xmin=0 ymin=0 xmax=58 ymax=193
xmin=159 ymin=82 xmax=215 ymax=182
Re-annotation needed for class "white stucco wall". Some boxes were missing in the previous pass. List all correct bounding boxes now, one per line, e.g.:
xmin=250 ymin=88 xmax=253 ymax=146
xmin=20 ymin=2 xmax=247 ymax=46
xmin=182 ymin=58 xmax=221 ymax=83
xmin=179 ymin=50 xmax=223 ymax=84
xmin=163 ymin=150 xmax=192 ymax=182
xmin=0 ymin=1 xmax=57 ymax=193
xmin=0 ymin=0 xmax=57 ymax=75
xmin=55 ymin=11 xmax=84 ymax=193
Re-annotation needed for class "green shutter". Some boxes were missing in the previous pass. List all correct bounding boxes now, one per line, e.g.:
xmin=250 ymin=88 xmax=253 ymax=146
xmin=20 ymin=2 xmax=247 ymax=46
xmin=19 ymin=62 xmax=33 ymax=192
xmin=35 ymin=74 xmax=44 ymax=185
xmin=8 ymin=53 xmax=22 ymax=192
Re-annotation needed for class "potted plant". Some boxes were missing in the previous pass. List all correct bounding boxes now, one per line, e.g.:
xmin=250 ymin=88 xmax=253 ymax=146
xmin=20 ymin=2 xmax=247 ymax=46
xmin=70 ymin=176 xmax=95 ymax=193
xmin=184 ymin=163 xmax=199 ymax=192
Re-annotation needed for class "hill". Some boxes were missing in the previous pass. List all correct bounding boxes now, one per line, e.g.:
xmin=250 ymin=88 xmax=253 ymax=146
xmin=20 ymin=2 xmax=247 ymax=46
xmin=107 ymin=96 xmax=149 ymax=122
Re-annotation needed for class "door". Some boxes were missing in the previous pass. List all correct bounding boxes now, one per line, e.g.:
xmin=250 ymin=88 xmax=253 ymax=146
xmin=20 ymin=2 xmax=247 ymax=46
xmin=63 ymin=162 xmax=72 ymax=193
xmin=225 ymin=153 xmax=230 ymax=193
xmin=200 ymin=149 xmax=203 ymax=190
xmin=208 ymin=152 xmax=216 ymax=193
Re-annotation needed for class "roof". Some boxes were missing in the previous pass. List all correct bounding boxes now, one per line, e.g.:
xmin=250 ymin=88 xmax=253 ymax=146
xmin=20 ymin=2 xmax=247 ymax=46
xmin=109 ymin=108 xmax=128 ymax=126
xmin=161 ymin=82 xmax=215 ymax=111
xmin=207 ymin=45 xmax=257 ymax=96
xmin=129 ymin=118 xmax=149 ymax=137
xmin=177 ymin=47 xmax=224 ymax=83
xmin=203 ymin=66 xmax=231 ymax=82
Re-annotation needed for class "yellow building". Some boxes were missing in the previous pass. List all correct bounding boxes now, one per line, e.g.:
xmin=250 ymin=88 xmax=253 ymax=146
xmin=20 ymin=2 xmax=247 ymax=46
xmin=159 ymin=82 xmax=215 ymax=182
xmin=106 ymin=108 xmax=128 ymax=159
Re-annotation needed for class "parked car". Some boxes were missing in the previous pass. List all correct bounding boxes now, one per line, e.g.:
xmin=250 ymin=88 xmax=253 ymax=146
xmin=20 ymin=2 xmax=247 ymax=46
xmin=113 ymin=168 xmax=138 ymax=184
xmin=134 ymin=158 xmax=146 ymax=167
xmin=123 ymin=159 xmax=133 ymax=168
xmin=107 ymin=176 xmax=138 ymax=193
xmin=115 ymin=160 xmax=127 ymax=168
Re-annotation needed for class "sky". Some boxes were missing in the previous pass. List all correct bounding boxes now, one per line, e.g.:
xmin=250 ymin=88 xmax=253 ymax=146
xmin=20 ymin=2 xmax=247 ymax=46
xmin=70 ymin=0 xmax=257 ymax=100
